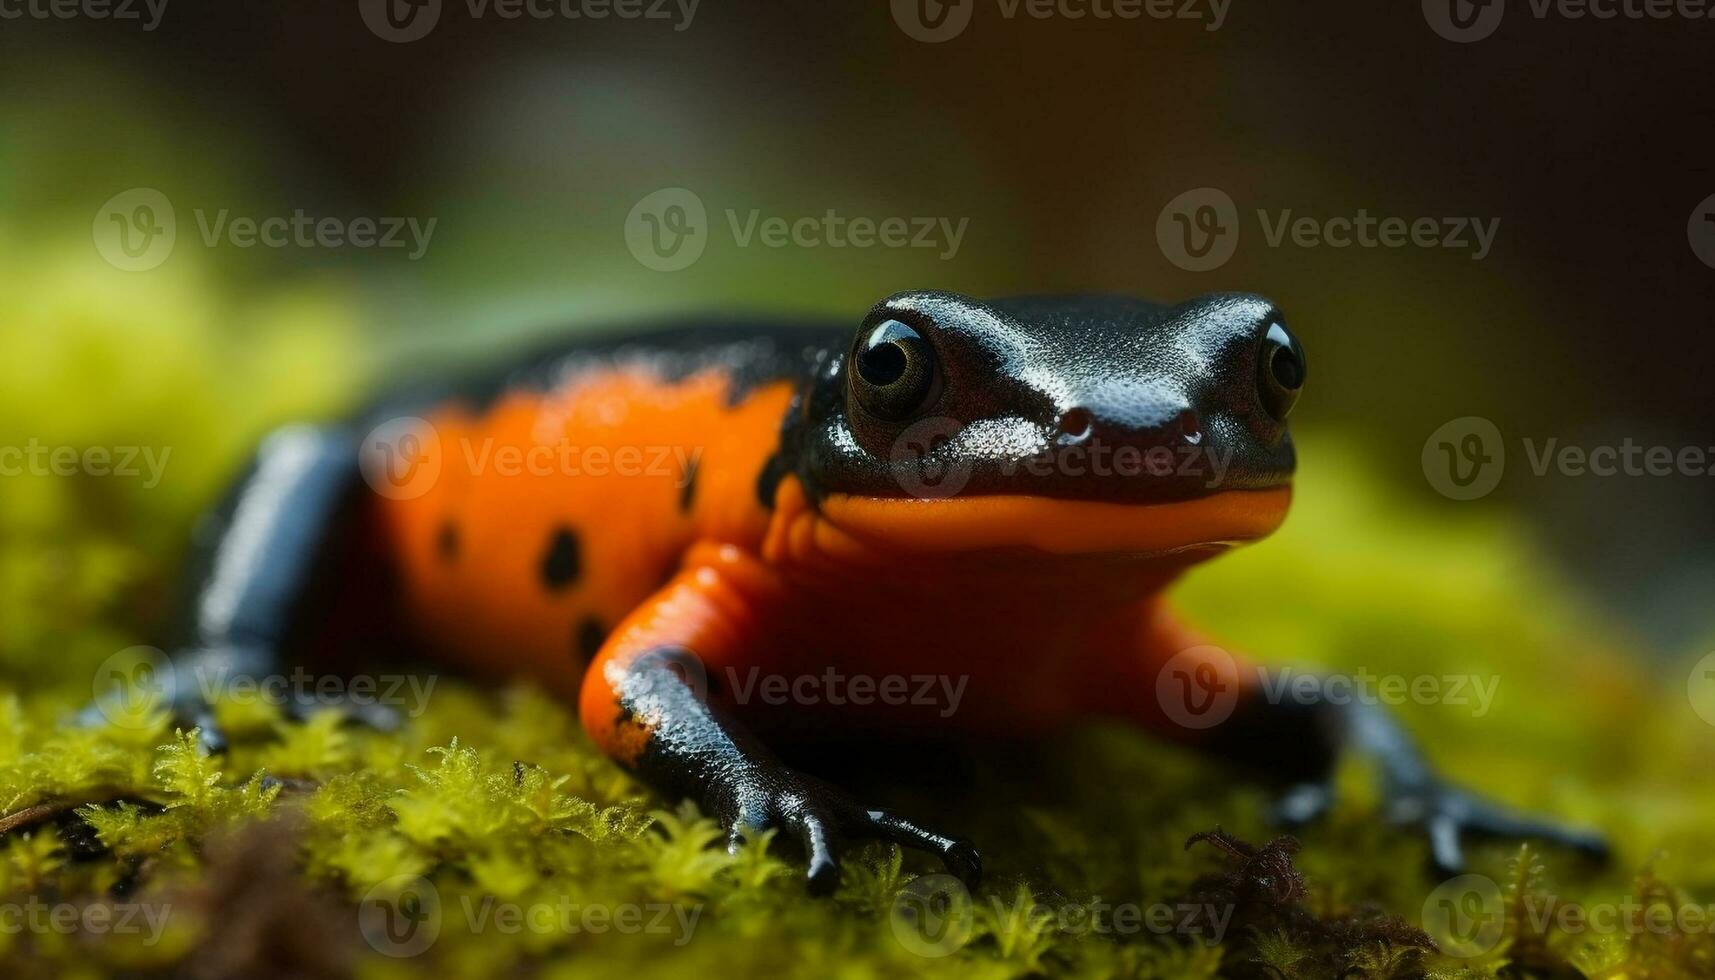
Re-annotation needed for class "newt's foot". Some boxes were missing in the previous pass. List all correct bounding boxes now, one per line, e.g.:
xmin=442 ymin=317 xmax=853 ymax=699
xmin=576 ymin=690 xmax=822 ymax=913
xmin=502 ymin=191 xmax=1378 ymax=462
xmin=709 ymin=763 xmax=981 ymax=895
xmin=78 ymin=646 xmax=404 ymax=754
xmin=1270 ymin=779 xmax=1609 ymax=876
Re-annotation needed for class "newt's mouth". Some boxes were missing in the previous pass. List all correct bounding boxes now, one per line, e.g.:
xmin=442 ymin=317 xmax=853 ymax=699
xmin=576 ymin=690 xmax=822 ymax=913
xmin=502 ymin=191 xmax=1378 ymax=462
xmin=816 ymin=486 xmax=1292 ymax=556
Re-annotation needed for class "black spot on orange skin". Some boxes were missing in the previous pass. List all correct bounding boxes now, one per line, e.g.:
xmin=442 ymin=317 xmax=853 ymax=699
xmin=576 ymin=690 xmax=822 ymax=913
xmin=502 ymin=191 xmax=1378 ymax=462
xmin=755 ymin=453 xmax=786 ymax=509
xmin=576 ymin=617 xmax=607 ymax=662
xmin=679 ymin=458 xmax=699 ymax=513
xmin=540 ymin=527 xmax=581 ymax=591
xmin=437 ymin=521 xmax=459 ymax=562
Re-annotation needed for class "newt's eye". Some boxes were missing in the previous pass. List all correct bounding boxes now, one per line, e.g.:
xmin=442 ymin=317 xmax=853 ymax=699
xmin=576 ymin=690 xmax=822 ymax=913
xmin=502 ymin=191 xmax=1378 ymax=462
xmin=1257 ymin=321 xmax=1306 ymax=422
xmin=850 ymin=319 xmax=940 ymax=421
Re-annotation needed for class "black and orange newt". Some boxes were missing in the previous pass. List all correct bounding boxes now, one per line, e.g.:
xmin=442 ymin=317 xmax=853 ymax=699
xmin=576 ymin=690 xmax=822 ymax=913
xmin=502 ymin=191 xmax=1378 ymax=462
xmin=157 ymin=290 xmax=1605 ymax=891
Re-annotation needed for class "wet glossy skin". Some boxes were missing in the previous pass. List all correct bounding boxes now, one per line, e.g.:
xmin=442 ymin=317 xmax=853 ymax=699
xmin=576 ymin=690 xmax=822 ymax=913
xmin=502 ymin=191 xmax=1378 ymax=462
xmin=166 ymin=290 xmax=1606 ymax=894
xmin=789 ymin=291 xmax=1298 ymax=504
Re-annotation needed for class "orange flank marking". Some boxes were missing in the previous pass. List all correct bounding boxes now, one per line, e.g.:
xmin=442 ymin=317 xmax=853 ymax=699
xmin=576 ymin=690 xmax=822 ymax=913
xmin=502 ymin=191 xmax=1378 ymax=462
xmin=371 ymin=367 xmax=794 ymax=700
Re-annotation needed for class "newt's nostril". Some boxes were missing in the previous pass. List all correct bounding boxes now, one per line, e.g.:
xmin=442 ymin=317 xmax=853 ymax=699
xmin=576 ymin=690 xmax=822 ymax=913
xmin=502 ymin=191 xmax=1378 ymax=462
xmin=1175 ymin=409 xmax=1204 ymax=444
xmin=1056 ymin=407 xmax=1095 ymax=443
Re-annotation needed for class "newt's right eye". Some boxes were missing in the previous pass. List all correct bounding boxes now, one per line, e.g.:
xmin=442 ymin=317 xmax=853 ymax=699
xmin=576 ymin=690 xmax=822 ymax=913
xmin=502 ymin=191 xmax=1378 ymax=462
xmin=849 ymin=319 xmax=941 ymax=421
xmin=1256 ymin=321 xmax=1306 ymax=422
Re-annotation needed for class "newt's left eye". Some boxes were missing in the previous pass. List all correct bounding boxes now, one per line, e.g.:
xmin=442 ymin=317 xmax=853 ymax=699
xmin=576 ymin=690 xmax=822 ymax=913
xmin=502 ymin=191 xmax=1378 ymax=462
xmin=850 ymin=319 xmax=940 ymax=421
xmin=1257 ymin=321 xmax=1306 ymax=421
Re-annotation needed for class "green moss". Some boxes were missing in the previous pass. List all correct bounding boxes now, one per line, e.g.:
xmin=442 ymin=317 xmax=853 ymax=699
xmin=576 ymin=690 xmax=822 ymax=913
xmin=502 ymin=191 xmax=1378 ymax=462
xmin=2 ymin=234 xmax=1714 ymax=978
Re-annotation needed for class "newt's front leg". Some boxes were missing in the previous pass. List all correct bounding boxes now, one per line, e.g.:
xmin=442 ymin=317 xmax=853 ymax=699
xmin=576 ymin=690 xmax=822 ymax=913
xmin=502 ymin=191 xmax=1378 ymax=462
xmin=1105 ymin=605 xmax=1609 ymax=875
xmin=578 ymin=550 xmax=980 ymax=894
xmin=1210 ymin=685 xmax=1609 ymax=874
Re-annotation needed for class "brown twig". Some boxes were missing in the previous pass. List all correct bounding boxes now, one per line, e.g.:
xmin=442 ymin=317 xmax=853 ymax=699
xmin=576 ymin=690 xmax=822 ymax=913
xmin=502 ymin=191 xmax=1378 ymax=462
xmin=0 ymin=788 xmax=132 ymax=836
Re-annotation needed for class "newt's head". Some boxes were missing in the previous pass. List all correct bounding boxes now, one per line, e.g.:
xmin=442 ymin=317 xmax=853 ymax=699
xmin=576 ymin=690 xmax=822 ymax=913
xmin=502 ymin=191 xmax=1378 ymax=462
xmin=784 ymin=290 xmax=1303 ymax=557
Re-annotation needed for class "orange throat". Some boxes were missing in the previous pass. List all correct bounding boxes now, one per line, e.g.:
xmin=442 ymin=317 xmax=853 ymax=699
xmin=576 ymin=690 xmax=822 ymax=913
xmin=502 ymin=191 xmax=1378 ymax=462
xmin=765 ymin=478 xmax=1292 ymax=569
